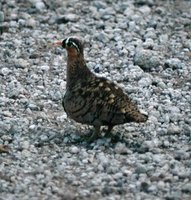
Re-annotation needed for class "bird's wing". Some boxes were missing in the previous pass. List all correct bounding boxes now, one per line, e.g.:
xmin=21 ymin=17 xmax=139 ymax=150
xmin=67 ymin=77 xmax=142 ymax=125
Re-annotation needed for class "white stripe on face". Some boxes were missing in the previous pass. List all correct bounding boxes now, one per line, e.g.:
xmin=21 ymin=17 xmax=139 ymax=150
xmin=71 ymin=41 xmax=80 ymax=52
xmin=65 ymin=37 xmax=70 ymax=46
xmin=65 ymin=37 xmax=80 ymax=52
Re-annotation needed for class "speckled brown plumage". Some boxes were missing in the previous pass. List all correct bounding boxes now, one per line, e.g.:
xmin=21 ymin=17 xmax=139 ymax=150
xmin=56 ymin=37 xmax=148 ymax=140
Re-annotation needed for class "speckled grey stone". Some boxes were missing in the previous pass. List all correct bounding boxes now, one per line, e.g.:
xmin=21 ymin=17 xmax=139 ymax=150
xmin=164 ymin=58 xmax=184 ymax=69
xmin=134 ymin=49 xmax=161 ymax=70
xmin=182 ymin=183 xmax=191 ymax=193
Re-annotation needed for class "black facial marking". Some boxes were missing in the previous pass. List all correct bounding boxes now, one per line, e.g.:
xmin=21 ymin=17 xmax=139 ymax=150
xmin=62 ymin=37 xmax=83 ymax=53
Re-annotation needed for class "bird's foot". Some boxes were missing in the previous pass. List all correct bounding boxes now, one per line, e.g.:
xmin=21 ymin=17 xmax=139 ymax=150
xmin=78 ymin=131 xmax=100 ymax=143
xmin=85 ymin=126 xmax=101 ymax=143
xmin=103 ymin=126 xmax=122 ymax=142
xmin=104 ymin=125 xmax=114 ymax=138
xmin=74 ymin=126 xmax=101 ymax=143
xmin=86 ymin=131 xmax=100 ymax=143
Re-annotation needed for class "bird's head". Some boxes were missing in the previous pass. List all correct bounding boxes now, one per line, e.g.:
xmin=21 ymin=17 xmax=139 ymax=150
xmin=55 ymin=37 xmax=84 ymax=55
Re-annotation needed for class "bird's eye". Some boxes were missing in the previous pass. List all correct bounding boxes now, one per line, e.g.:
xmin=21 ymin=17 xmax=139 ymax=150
xmin=67 ymin=41 xmax=73 ymax=47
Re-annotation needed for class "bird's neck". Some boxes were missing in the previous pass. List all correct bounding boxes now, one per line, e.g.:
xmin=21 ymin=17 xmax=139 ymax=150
xmin=66 ymin=52 xmax=92 ymax=88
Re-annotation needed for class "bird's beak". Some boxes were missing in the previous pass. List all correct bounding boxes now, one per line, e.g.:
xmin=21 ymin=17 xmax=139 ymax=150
xmin=54 ymin=41 xmax=62 ymax=46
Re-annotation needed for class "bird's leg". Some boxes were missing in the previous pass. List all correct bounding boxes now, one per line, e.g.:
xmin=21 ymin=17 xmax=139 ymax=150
xmin=87 ymin=126 xmax=100 ymax=142
xmin=104 ymin=125 xmax=114 ymax=137
xmin=73 ymin=126 xmax=100 ymax=143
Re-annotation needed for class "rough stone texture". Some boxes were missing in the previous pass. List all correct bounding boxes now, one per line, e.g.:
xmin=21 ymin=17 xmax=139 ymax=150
xmin=0 ymin=0 xmax=191 ymax=199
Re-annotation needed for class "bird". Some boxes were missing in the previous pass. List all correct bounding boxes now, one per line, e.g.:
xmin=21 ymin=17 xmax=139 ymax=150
xmin=55 ymin=37 xmax=148 ymax=141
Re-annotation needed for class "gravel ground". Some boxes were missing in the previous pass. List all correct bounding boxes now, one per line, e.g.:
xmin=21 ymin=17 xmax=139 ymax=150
xmin=0 ymin=0 xmax=191 ymax=199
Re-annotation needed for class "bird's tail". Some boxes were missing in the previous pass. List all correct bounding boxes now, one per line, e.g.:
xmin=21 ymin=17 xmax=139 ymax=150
xmin=135 ymin=112 xmax=148 ymax=123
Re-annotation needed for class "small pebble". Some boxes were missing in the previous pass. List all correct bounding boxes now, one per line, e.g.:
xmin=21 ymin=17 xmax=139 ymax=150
xmin=181 ymin=183 xmax=191 ymax=193
xmin=0 ymin=11 xmax=4 ymax=22
xmin=114 ymin=142 xmax=129 ymax=154
xmin=167 ymin=124 xmax=181 ymax=135
xmin=69 ymin=146 xmax=80 ymax=154
xmin=134 ymin=49 xmax=161 ymax=70
xmin=35 ymin=1 xmax=46 ymax=11
xmin=164 ymin=58 xmax=184 ymax=69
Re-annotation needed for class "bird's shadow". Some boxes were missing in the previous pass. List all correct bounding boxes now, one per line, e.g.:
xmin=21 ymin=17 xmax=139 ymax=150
xmin=33 ymin=125 xmax=148 ymax=152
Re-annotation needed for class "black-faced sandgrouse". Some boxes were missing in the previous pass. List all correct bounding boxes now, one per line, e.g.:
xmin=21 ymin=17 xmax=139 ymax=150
xmin=56 ymin=37 xmax=148 ymax=141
